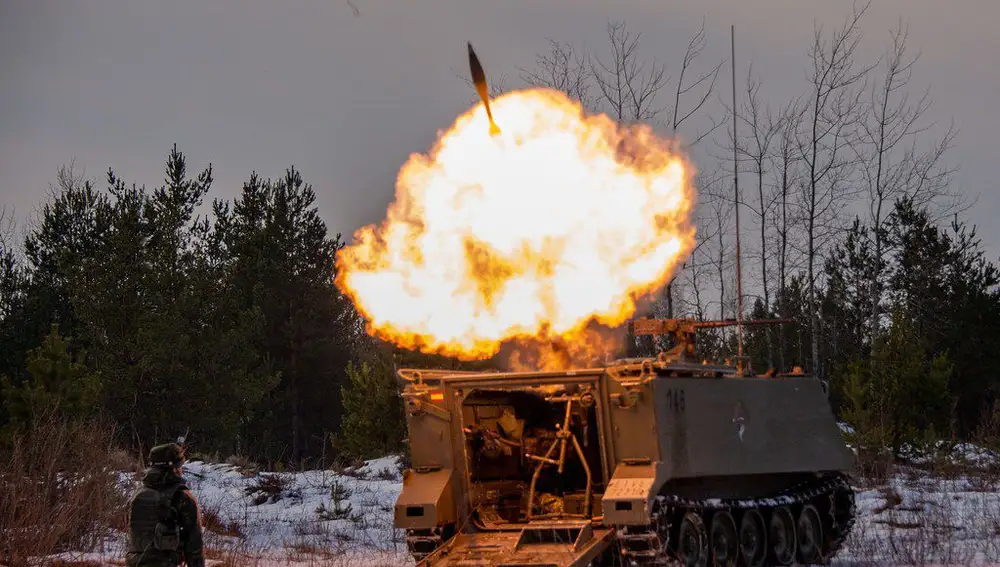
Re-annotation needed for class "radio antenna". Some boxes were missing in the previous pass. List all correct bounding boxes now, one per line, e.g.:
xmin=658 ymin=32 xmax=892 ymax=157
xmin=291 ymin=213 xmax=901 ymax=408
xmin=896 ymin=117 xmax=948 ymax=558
xmin=731 ymin=24 xmax=745 ymax=375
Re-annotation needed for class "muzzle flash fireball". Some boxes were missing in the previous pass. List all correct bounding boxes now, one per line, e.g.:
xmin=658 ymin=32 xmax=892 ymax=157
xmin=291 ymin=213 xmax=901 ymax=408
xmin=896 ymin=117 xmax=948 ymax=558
xmin=334 ymin=44 xmax=698 ymax=361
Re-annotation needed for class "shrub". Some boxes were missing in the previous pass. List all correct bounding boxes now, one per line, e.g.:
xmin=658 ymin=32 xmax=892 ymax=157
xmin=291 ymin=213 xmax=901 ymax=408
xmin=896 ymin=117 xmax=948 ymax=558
xmin=244 ymin=473 xmax=296 ymax=506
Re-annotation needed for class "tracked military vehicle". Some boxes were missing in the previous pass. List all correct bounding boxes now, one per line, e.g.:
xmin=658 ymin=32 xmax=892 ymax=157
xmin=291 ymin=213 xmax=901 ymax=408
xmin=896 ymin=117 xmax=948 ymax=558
xmin=393 ymin=318 xmax=856 ymax=567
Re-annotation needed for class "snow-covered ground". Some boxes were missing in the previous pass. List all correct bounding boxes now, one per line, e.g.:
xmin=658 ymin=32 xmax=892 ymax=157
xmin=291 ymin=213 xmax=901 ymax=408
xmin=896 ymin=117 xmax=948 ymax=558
xmin=39 ymin=452 xmax=1000 ymax=566
xmin=42 ymin=457 xmax=410 ymax=567
xmin=837 ymin=469 xmax=1000 ymax=566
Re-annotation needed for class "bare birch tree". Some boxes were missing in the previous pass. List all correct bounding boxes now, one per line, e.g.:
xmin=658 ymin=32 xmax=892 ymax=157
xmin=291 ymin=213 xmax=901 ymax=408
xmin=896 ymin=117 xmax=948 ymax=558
xmin=669 ymin=22 xmax=724 ymax=148
xmin=732 ymin=67 xmax=782 ymax=366
xmin=712 ymin=189 xmax=736 ymax=351
xmin=521 ymin=21 xmax=724 ymax=321
xmin=520 ymin=39 xmax=593 ymax=109
xmin=581 ymin=21 xmax=669 ymax=355
xmin=590 ymin=20 xmax=724 ymax=319
xmin=590 ymin=20 xmax=668 ymax=123
xmin=681 ymin=169 xmax=727 ymax=321
xmin=769 ymin=98 xmax=806 ymax=370
xmin=708 ymin=188 xmax=735 ymax=320
xmin=796 ymin=1 xmax=875 ymax=377
xmin=663 ymin=23 xmax=725 ymax=319
xmin=854 ymin=21 xmax=959 ymax=347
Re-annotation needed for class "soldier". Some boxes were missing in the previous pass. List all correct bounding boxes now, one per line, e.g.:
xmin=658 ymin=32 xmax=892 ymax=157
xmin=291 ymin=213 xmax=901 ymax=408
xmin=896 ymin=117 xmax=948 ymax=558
xmin=125 ymin=443 xmax=205 ymax=567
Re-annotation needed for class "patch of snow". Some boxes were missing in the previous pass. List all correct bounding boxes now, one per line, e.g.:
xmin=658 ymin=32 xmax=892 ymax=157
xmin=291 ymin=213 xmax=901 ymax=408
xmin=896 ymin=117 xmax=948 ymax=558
xmin=953 ymin=442 xmax=999 ymax=469
xmin=835 ymin=467 xmax=1000 ymax=566
xmin=181 ymin=457 xmax=407 ymax=556
xmin=895 ymin=440 xmax=999 ymax=470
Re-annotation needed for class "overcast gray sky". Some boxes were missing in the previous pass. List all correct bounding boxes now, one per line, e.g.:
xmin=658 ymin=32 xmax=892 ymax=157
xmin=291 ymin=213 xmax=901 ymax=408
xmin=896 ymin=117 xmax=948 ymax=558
xmin=2 ymin=0 xmax=997 ymax=255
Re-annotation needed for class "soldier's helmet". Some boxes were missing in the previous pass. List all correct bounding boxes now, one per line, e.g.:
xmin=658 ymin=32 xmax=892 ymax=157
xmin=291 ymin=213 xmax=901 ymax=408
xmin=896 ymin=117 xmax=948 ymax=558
xmin=148 ymin=442 xmax=186 ymax=468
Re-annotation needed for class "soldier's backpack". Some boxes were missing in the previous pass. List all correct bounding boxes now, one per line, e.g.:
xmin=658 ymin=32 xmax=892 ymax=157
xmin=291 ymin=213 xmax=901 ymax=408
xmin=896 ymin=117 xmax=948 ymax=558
xmin=128 ymin=483 xmax=184 ymax=553
xmin=152 ymin=485 xmax=183 ymax=551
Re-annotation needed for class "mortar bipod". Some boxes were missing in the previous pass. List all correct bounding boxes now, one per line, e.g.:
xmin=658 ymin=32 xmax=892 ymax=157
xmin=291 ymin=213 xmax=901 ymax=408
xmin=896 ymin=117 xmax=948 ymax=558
xmin=524 ymin=396 xmax=592 ymax=520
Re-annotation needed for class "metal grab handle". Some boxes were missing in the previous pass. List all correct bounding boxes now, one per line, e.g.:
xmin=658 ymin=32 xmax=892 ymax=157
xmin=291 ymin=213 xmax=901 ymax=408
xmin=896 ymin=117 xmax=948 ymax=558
xmin=570 ymin=430 xmax=592 ymax=516
xmin=526 ymin=439 xmax=560 ymax=520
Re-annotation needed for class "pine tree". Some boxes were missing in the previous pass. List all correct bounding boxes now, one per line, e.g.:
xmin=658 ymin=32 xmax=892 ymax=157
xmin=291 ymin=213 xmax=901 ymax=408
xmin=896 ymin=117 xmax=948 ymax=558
xmin=216 ymin=168 xmax=359 ymax=464
xmin=887 ymin=198 xmax=1000 ymax=435
xmin=839 ymin=308 xmax=953 ymax=456
xmin=336 ymin=360 xmax=405 ymax=459
xmin=1 ymin=324 xmax=101 ymax=439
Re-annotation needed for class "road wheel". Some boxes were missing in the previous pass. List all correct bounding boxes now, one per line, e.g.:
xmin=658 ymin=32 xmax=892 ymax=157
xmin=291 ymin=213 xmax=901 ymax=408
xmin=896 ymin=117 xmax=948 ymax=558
xmin=768 ymin=506 xmax=796 ymax=566
xmin=797 ymin=504 xmax=824 ymax=564
xmin=709 ymin=510 xmax=738 ymax=567
xmin=739 ymin=509 xmax=767 ymax=567
xmin=677 ymin=512 xmax=708 ymax=567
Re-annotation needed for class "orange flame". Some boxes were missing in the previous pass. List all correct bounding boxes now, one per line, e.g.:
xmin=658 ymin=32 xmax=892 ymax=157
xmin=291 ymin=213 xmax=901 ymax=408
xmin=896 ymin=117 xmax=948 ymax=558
xmin=336 ymin=88 xmax=697 ymax=361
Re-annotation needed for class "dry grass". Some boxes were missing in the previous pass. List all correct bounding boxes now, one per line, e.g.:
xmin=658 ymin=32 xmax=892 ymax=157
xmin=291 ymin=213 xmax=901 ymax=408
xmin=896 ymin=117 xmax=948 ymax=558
xmin=330 ymin=458 xmax=368 ymax=480
xmin=0 ymin=412 xmax=126 ymax=567
xmin=202 ymin=505 xmax=246 ymax=538
xmin=203 ymin=545 xmax=255 ymax=567
xmin=226 ymin=454 xmax=260 ymax=476
xmin=852 ymin=446 xmax=895 ymax=488
xmin=106 ymin=448 xmax=142 ymax=475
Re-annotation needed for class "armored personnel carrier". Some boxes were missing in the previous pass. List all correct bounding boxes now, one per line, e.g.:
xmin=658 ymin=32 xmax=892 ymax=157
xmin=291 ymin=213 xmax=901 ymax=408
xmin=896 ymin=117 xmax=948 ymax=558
xmin=393 ymin=318 xmax=856 ymax=567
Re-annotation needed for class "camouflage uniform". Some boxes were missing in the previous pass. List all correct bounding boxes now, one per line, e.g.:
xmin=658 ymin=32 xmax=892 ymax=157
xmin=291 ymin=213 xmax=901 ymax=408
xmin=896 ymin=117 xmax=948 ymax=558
xmin=125 ymin=443 xmax=205 ymax=567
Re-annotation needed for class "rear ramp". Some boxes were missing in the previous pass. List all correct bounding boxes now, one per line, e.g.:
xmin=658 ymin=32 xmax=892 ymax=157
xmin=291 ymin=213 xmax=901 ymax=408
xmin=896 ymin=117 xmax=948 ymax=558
xmin=419 ymin=522 xmax=614 ymax=567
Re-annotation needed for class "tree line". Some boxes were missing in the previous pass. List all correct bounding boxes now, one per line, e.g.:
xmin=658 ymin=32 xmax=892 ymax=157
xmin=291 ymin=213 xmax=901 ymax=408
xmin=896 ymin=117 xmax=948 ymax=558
xmin=2 ymin=3 xmax=998 ymax=464
xmin=0 ymin=151 xmax=408 ymax=466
